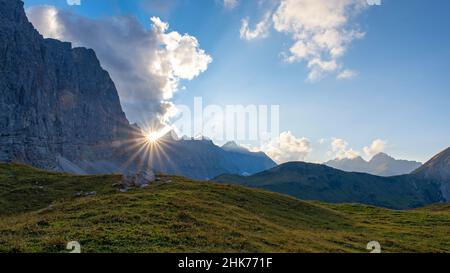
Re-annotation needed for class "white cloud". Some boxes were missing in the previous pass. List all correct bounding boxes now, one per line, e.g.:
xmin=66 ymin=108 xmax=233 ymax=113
xmin=241 ymin=0 xmax=369 ymax=80
xmin=363 ymin=139 xmax=387 ymax=157
xmin=259 ymin=131 xmax=311 ymax=164
xmin=337 ymin=69 xmax=358 ymax=80
xmin=67 ymin=0 xmax=81 ymax=6
xmin=240 ymin=12 xmax=272 ymax=40
xmin=224 ymin=0 xmax=239 ymax=9
xmin=26 ymin=6 xmax=212 ymax=125
xmin=331 ymin=138 xmax=360 ymax=159
xmin=247 ymin=136 xmax=388 ymax=163
xmin=329 ymin=138 xmax=387 ymax=160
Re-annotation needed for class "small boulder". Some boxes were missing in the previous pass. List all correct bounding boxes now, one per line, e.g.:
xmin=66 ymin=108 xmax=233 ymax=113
xmin=122 ymin=170 xmax=156 ymax=187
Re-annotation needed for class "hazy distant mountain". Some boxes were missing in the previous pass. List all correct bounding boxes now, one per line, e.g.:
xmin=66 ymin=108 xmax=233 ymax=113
xmin=148 ymin=135 xmax=276 ymax=180
xmin=325 ymin=156 xmax=371 ymax=174
xmin=369 ymin=153 xmax=422 ymax=176
xmin=214 ymin=160 xmax=444 ymax=209
xmin=325 ymin=153 xmax=422 ymax=176
xmin=54 ymin=130 xmax=277 ymax=180
xmin=221 ymin=141 xmax=251 ymax=154
xmin=413 ymin=147 xmax=450 ymax=201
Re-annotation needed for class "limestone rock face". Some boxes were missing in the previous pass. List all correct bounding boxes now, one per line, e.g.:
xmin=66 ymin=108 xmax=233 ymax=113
xmin=0 ymin=0 xmax=130 ymax=169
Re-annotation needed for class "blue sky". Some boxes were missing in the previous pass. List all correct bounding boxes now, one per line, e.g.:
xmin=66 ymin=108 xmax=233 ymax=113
xmin=23 ymin=0 xmax=450 ymax=163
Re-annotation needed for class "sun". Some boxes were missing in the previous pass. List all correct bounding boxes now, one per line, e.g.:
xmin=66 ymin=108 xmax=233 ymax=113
xmin=142 ymin=125 xmax=172 ymax=145
xmin=146 ymin=131 xmax=162 ymax=143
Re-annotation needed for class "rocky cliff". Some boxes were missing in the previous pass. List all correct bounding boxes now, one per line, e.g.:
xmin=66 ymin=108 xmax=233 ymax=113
xmin=0 ymin=0 xmax=130 ymax=170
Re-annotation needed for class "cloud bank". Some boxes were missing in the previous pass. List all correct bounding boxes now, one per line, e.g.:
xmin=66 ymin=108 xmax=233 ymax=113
xmin=259 ymin=131 xmax=311 ymax=164
xmin=239 ymin=0 xmax=370 ymax=81
xmin=245 ymin=134 xmax=387 ymax=164
xmin=363 ymin=139 xmax=387 ymax=157
xmin=326 ymin=138 xmax=387 ymax=160
xmin=330 ymin=138 xmax=360 ymax=159
xmin=27 ymin=6 xmax=212 ymax=125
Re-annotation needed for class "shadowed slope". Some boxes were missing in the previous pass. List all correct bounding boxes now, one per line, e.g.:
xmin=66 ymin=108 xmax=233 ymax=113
xmin=214 ymin=162 xmax=444 ymax=209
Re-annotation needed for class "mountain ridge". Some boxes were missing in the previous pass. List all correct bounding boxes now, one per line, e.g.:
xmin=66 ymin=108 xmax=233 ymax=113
xmin=214 ymin=158 xmax=446 ymax=209
xmin=325 ymin=152 xmax=422 ymax=177
xmin=74 ymin=133 xmax=277 ymax=180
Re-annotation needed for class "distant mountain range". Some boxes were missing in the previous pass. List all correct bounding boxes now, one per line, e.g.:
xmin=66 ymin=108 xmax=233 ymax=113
xmin=325 ymin=153 xmax=422 ymax=176
xmin=57 ymin=132 xmax=276 ymax=180
xmin=110 ymin=135 xmax=276 ymax=180
xmin=214 ymin=148 xmax=450 ymax=209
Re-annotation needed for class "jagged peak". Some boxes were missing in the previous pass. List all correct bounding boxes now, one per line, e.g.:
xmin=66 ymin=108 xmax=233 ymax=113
xmin=221 ymin=141 xmax=251 ymax=153
xmin=370 ymin=152 xmax=394 ymax=162
xmin=330 ymin=156 xmax=366 ymax=163
xmin=222 ymin=141 xmax=239 ymax=148
xmin=159 ymin=129 xmax=179 ymax=141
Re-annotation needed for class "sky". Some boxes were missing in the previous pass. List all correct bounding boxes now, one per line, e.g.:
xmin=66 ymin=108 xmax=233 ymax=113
xmin=22 ymin=0 xmax=450 ymax=164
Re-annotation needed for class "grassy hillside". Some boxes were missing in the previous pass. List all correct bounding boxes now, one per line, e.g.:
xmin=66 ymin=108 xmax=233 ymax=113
xmin=214 ymin=162 xmax=444 ymax=209
xmin=0 ymin=163 xmax=449 ymax=253
xmin=0 ymin=163 xmax=119 ymax=215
